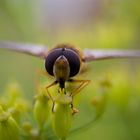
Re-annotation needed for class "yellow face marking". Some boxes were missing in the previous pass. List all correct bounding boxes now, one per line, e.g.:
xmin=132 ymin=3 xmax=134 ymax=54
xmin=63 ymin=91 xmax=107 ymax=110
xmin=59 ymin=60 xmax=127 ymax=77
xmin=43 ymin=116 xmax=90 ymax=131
xmin=53 ymin=55 xmax=70 ymax=82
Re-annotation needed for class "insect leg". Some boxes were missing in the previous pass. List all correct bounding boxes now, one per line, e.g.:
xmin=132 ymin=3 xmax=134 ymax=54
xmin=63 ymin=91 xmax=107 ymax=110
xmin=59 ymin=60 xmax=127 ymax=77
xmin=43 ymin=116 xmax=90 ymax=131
xmin=70 ymin=102 xmax=79 ymax=115
xmin=46 ymin=81 xmax=58 ymax=112
xmin=68 ymin=79 xmax=90 ymax=97
xmin=68 ymin=79 xmax=90 ymax=114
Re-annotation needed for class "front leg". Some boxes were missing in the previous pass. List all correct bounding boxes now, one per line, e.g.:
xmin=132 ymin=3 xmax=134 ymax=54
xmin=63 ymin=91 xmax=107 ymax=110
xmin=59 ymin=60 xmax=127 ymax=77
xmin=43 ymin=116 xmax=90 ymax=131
xmin=68 ymin=79 xmax=90 ymax=114
xmin=46 ymin=81 xmax=58 ymax=112
xmin=68 ymin=79 xmax=90 ymax=97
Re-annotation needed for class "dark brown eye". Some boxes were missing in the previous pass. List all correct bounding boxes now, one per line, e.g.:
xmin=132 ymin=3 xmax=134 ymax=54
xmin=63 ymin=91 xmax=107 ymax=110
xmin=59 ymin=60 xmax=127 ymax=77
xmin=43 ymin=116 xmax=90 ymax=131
xmin=45 ymin=48 xmax=62 ymax=76
xmin=45 ymin=47 xmax=81 ymax=77
xmin=63 ymin=49 xmax=80 ymax=77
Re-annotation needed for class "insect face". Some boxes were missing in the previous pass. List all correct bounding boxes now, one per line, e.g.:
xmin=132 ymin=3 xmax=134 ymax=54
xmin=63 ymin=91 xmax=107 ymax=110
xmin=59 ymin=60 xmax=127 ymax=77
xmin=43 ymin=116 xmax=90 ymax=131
xmin=53 ymin=55 xmax=70 ymax=87
xmin=45 ymin=45 xmax=81 ymax=86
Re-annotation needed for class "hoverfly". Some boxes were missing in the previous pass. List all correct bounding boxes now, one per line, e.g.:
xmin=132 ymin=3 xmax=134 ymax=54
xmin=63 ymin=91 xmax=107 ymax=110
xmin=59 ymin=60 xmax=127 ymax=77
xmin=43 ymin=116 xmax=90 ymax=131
xmin=0 ymin=41 xmax=140 ymax=113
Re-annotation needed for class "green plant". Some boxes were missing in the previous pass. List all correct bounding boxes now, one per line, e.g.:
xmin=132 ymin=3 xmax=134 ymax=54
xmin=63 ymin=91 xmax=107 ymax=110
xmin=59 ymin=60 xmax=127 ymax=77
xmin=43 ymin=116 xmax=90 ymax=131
xmin=0 ymin=78 xmax=111 ymax=140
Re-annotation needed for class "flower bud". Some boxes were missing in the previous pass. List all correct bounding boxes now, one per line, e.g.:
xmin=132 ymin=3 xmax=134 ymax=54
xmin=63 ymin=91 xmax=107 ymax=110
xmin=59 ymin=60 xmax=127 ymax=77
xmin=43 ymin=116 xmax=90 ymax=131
xmin=52 ymin=94 xmax=72 ymax=139
xmin=22 ymin=121 xmax=32 ymax=134
xmin=0 ymin=106 xmax=20 ymax=140
xmin=33 ymin=89 xmax=50 ymax=129
xmin=92 ymin=93 xmax=107 ymax=118
xmin=92 ymin=78 xmax=111 ymax=118
xmin=5 ymin=82 xmax=22 ymax=107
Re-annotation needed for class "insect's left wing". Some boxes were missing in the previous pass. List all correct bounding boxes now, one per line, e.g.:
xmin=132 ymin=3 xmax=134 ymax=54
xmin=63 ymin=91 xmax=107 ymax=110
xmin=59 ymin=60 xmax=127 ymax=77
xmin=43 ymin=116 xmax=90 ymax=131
xmin=0 ymin=41 xmax=48 ymax=59
xmin=83 ymin=49 xmax=140 ymax=62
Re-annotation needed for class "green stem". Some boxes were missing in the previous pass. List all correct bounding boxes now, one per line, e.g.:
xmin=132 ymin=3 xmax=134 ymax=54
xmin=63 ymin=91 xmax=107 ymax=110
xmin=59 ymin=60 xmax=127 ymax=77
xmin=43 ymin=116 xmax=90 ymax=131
xmin=70 ymin=116 xmax=99 ymax=136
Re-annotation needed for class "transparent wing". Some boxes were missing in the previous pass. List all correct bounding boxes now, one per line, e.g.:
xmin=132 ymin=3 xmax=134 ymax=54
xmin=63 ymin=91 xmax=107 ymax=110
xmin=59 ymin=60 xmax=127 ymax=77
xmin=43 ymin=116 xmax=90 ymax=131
xmin=83 ymin=49 xmax=140 ymax=62
xmin=1 ymin=41 xmax=140 ymax=61
xmin=0 ymin=41 xmax=48 ymax=59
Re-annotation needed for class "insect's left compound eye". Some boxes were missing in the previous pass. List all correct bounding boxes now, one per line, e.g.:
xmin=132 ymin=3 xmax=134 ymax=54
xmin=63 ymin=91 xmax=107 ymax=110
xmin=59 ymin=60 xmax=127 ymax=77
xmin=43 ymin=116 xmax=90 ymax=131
xmin=45 ymin=48 xmax=62 ymax=76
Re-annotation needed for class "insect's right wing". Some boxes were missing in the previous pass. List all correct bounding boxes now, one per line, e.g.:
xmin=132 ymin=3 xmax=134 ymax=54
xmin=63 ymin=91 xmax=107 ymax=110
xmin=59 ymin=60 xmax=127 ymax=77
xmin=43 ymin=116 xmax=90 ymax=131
xmin=83 ymin=49 xmax=140 ymax=62
xmin=0 ymin=41 xmax=48 ymax=59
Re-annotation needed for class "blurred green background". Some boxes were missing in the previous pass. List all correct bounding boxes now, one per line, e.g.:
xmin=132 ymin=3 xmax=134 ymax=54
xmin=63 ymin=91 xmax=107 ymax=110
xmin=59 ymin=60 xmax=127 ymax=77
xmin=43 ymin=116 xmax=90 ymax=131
xmin=0 ymin=0 xmax=140 ymax=140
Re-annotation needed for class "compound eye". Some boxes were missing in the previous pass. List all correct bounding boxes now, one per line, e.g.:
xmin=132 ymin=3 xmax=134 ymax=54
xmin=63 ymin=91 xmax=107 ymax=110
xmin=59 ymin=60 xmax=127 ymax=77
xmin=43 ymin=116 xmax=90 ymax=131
xmin=45 ymin=48 xmax=62 ymax=76
xmin=63 ymin=49 xmax=80 ymax=77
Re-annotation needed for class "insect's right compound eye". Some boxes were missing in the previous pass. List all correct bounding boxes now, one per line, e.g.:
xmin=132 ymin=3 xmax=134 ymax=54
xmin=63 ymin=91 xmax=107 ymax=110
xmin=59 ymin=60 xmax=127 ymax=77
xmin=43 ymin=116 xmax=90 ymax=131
xmin=45 ymin=48 xmax=62 ymax=76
